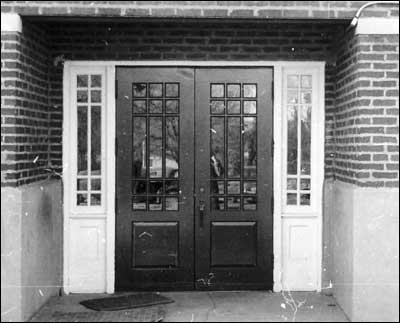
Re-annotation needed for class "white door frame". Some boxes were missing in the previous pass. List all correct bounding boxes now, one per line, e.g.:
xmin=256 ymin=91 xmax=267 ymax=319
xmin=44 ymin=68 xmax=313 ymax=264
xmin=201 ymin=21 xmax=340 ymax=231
xmin=63 ymin=60 xmax=325 ymax=294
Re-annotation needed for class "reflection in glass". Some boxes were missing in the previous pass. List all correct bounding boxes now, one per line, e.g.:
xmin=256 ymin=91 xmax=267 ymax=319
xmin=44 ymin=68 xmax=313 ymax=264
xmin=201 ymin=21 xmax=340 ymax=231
xmin=149 ymin=117 xmax=163 ymax=178
xmin=243 ymin=196 xmax=257 ymax=210
xmin=166 ymin=117 xmax=179 ymax=178
xmin=227 ymin=117 xmax=241 ymax=178
xmin=166 ymin=100 xmax=179 ymax=113
xmin=77 ymin=106 xmax=88 ymax=174
xmin=133 ymin=117 xmax=147 ymax=178
xmin=91 ymin=75 xmax=101 ymax=87
xmin=301 ymin=91 xmax=311 ymax=104
xmin=166 ymin=197 xmax=179 ymax=211
xmin=211 ymin=101 xmax=225 ymax=114
xmin=149 ymin=181 xmax=163 ymax=195
xmin=91 ymin=178 xmax=101 ymax=191
xmin=227 ymin=84 xmax=240 ymax=97
xmin=211 ymin=84 xmax=224 ymax=98
xmin=301 ymin=178 xmax=311 ymax=190
xmin=287 ymin=90 xmax=298 ymax=104
xmin=243 ymin=117 xmax=256 ymax=179
xmin=149 ymin=196 xmax=162 ymax=210
xmin=166 ymin=180 xmax=179 ymax=194
xmin=211 ymin=197 xmax=225 ymax=210
xmin=91 ymin=194 xmax=101 ymax=206
xmin=133 ymin=180 xmax=147 ymax=194
xmin=211 ymin=117 xmax=225 ymax=177
xmin=227 ymin=196 xmax=240 ymax=209
xmin=300 ymin=193 xmax=311 ymax=205
xmin=227 ymin=181 xmax=240 ymax=194
xmin=287 ymin=105 xmax=297 ymax=175
xmin=77 ymin=90 xmax=88 ymax=103
xmin=77 ymin=193 xmax=88 ymax=206
xmin=91 ymin=106 xmax=101 ymax=174
xmin=133 ymin=83 xmax=147 ymax=97
xmin=227 ymin=100 xmax=240 ymax=114
xmin=211 ymin=181 xmax=224 ymax=194
xmin=287 ymin=178 xmax=297 ymax=190
xmin=91 ymin=90 xmax=101 ymax=103
xmin=287 ymin=75 xmax=299 ymax=88
xmin=133 ymin=100 xmax=146 ymax=113
xmin=243 ymin=181 xmax=256 ymax=194
xmin=243 ymin=101 xmax=257 ymax=114
xmin=301 ymin=106 xmax=311 ymax=175
xmin=287 ymin=193 xmax=297 ymax=205
xmin=149 ymin=100 xmax=162 ymax=113
xmin=301 ymin=75 xmax=312 ymax=88
xmin=166 ymin=83 xmax=179 ymax=97
xmin=243 ymin=84 xmax=257 ymax=98
xmin=149 ymin=83 xmax=163 ymax=97
xmin=77 ymin=178 xmax=88 ymax=191
xmin=133 ymin=196 xmax=146 ymax=210
xmin=77 ymin=75 xmax=88 ymax=88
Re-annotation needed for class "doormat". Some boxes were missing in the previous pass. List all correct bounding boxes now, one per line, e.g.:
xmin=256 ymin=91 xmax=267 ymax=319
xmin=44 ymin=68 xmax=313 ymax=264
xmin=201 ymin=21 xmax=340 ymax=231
xmin=80 ymin=293 xmax=174 ymax=311
xmin=40 ymin=307 xmax=165 ymax=322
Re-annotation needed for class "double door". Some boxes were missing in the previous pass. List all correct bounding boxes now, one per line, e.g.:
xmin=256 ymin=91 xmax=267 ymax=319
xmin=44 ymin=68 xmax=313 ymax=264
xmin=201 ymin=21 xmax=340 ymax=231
xmin=116 ymin=67 xmax=273 ymax=290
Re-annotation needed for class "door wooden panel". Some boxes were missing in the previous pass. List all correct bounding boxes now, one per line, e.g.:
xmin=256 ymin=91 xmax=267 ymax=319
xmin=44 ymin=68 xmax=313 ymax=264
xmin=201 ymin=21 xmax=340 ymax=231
xmin=115 ymin=68 xmax=195 ymax=290
xmin=195 ymin=68 xmax=273 ymax=290
xmin=116 ymin=67 xmax=273 ymax=291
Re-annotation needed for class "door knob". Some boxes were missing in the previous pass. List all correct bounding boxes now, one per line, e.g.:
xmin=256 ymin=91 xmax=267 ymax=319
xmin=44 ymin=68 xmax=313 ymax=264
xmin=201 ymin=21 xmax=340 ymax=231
xmin=199 ymin=200 xmax=205 ymax=228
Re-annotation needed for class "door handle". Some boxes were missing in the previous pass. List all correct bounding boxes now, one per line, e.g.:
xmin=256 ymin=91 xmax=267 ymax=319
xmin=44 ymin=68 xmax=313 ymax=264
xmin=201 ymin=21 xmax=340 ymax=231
xmin=199 ymin=200 xmax=205 ymax=228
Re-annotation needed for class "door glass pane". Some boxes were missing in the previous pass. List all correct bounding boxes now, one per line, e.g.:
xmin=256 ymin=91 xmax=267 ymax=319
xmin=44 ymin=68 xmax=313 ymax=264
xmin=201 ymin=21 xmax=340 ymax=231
xmin=243 ymin=101 xmax=257 ymax=114
xmin=243 ymin=84 xmax=257 ymax=98
xmin=91 ymin=75 xmax=102 ymax=87
xmin=243 ymin=196 xmax=257 ymax=210
xmin=227 ymin=117 xmax=241 ymax=178
xmin=77 ymin=75 xmax=88 ymax=87
xmin=227 ymin=196 xmax=240 ymax=209
xmin=211 ymin=197 xmax=225 ymax=210
xmin=227 ymin=100 xmax=240 ymax=114
xmin=227 ymin=84 xmax=240 ymax=97
xmin=227 ymin=181 xmax=240 ymax=194
xmin=131 ymin=82 xmax=181 ymax=211
xmin=211 ymin=117 xmax=225 ymax=178
xmin=243 ymin=181 xmax=256 ymax=194
xmin=91 ymin=178 xmax=101 ymax=191
xmin=211 ymin=100 xmax=225 ymax=114
xmin=243 ymin=117 xmax=256 ymax=179
xmin=149 ymin=117 xmax=163 ymax=178
xmin=211 ymin=84 xmax=224 ymax=98
xmin=166 ymin=117 xmax=179 ymax=178
xmin=133 ymin=117 xmax=147 ymax=178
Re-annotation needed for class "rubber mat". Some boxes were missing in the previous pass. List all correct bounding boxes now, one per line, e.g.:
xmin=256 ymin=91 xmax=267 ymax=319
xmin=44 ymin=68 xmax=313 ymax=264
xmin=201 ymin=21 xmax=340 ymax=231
xmin=43 ymin=306 xmax=165 ymax=322
xmin=80 ymin=293 xmax=174 ymax=311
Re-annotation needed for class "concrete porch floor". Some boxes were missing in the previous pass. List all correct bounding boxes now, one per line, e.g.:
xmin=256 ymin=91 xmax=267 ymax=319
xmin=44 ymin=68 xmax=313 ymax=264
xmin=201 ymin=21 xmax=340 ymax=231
xmin=29 ymin=291 xmax=349 ymax=322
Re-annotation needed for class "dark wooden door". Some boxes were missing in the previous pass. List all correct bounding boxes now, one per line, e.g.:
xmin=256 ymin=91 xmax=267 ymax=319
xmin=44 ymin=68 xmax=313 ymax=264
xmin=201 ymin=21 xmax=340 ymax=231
xmin=194 ymin=68 xmax=273 ymax=290
xmin=116 ymin=67 xmax=273 ymax=291
xmin=115 ymin=68 xmax=195 ymax=290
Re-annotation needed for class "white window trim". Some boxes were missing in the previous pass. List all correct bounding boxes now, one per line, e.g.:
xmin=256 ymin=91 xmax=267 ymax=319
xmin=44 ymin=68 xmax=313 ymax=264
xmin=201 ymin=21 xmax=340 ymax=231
xmin=63 ymin=60 xmax=325 ymax=294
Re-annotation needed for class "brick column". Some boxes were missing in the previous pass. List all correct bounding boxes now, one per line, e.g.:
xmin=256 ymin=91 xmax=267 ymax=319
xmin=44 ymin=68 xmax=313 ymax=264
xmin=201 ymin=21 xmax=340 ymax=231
xmin=331 ymin=17 xmax=399 ymax=322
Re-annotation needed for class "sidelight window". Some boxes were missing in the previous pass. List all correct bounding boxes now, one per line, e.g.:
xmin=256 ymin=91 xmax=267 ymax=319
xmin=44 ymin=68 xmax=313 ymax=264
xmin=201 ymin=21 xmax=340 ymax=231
xmin=76 ymin=74 xmax=103 ymax=207
xmin=285 ymin=74 xmax=312 ymax=207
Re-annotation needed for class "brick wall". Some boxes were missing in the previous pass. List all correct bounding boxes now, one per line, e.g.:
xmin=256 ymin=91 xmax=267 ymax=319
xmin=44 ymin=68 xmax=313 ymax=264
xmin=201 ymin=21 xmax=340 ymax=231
xmin=334 ymin=30 xmax=399 ymax=187
xmin=1 ymin=19 xmax=342 ymax=186
xmin=1 ymin=1 xmax=399 ymax=20
xmin=1 ymin=22 xmax=54 ymax=187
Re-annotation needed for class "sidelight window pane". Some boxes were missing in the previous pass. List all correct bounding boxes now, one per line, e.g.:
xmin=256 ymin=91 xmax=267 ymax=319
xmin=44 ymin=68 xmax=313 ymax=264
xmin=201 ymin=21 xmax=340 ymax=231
xmin=301 ymin=106 xmax=311 ymax=175
xmin=77 ymin=90 xmax=88 ymax=103
xmin=77 ymin=75 xmax=88 ymax=88
xmin=77 ymin=106 xmax=88 ymax=175
xmin=91 ymin=75 xmax=101 ymax=88
xmin=227 ymin=117 xmax=241 ymax=178
xmin=91 ymin=106 xmax=101 ymax=175
xmin=287 ymin=105 xmax=297 ymax=175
